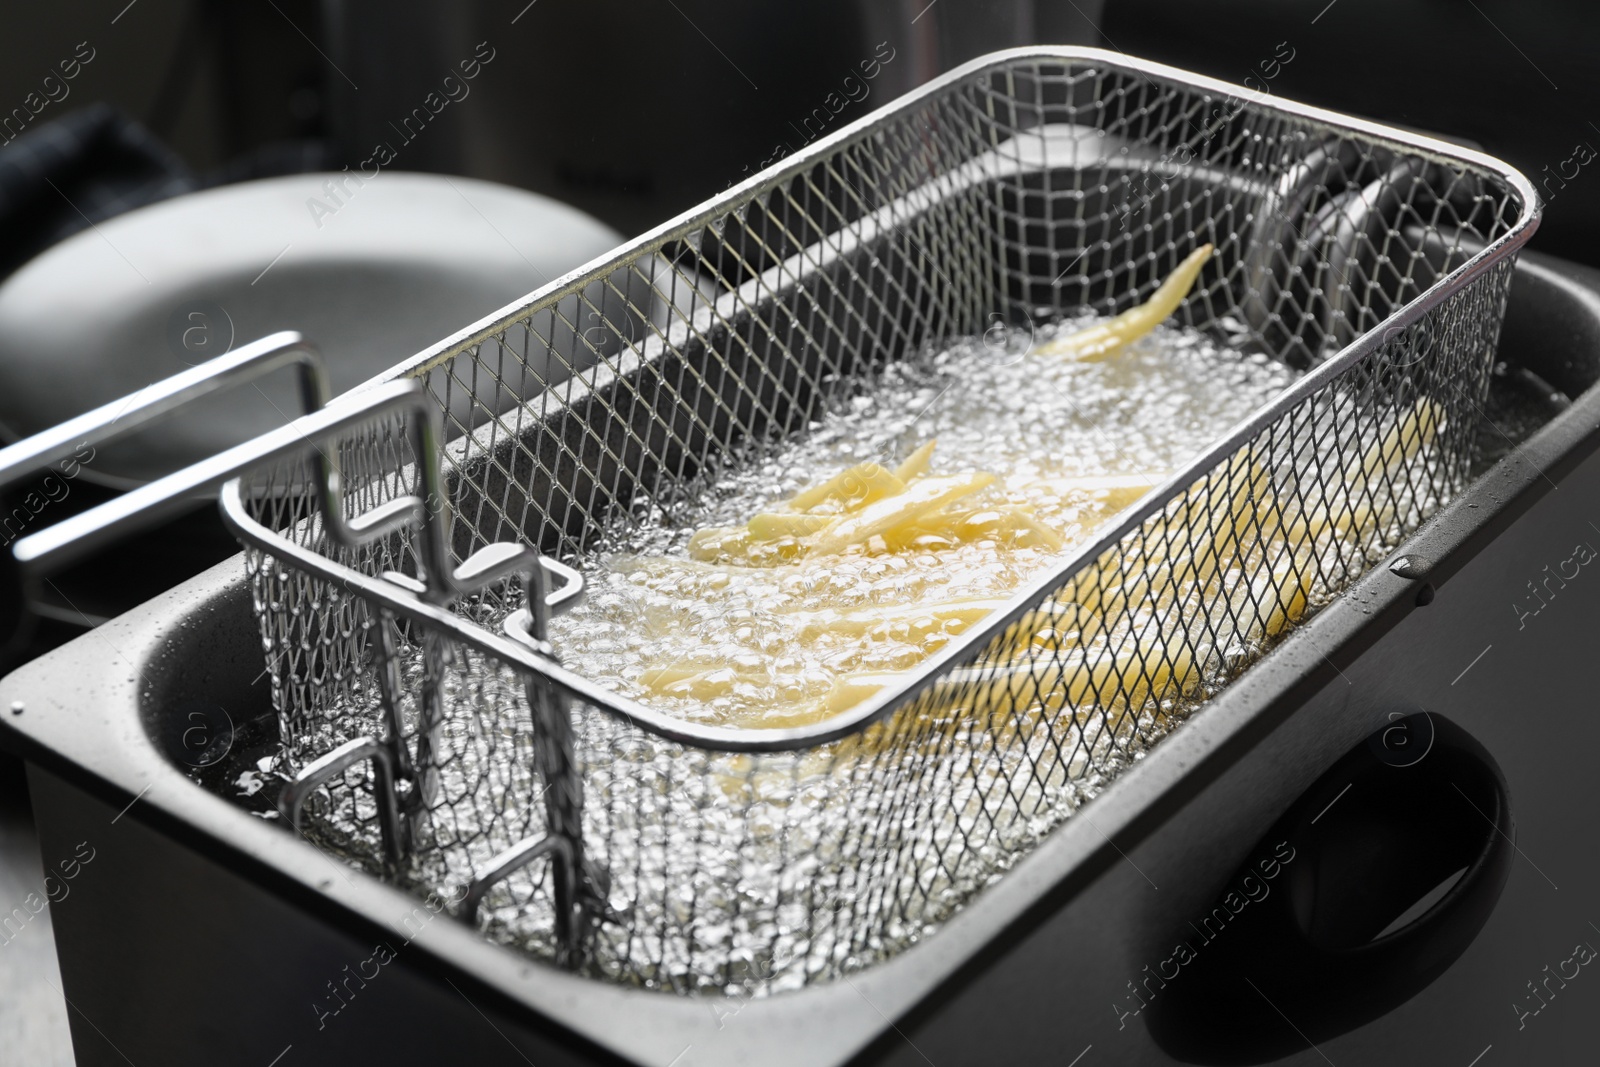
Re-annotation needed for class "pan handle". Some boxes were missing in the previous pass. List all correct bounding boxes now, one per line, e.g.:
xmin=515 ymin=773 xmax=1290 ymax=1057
xmin=1146 ymin=713 xmax=1512 ymax=1064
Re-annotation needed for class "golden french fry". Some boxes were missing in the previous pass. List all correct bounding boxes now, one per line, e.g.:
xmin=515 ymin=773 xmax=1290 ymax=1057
xmin=1034 ymin=244 xmax=1214 ymax=361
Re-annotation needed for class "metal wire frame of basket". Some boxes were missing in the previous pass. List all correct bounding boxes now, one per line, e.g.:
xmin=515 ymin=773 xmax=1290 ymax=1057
xmin=222 ymin=48 xmax=1538 ymax=995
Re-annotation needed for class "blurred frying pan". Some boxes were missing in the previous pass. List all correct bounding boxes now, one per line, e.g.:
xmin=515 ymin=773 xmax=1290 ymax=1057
xmin=0 ymin=172 xmax=624 ymax=488
xmin=0 ymin=172 xmax=624 ymax=662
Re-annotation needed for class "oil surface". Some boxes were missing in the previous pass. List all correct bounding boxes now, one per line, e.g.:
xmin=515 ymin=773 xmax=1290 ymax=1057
xmin=550 ymin=316 xmax=1296 ymax=728
xmin=296 ymin=319 xmax=1415 ymax=996
xmin=238 ymin=323 xmax=1523 ymax=995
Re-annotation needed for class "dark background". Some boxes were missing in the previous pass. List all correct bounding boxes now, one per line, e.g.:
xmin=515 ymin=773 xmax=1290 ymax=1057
xmin=5 ymin=1 xmax=1595 ymax=266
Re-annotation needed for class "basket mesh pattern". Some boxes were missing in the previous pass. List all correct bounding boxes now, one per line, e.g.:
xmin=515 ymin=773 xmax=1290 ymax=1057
xmin=238 ymin=53 xmax=1530 ymax=994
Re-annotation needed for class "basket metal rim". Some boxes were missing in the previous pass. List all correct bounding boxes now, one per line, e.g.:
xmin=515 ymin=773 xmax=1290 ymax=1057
xmin=355 ymin=46 xmax=1541 ymax=392
xmin=319 ymin=47 xmax=1540 ymax=753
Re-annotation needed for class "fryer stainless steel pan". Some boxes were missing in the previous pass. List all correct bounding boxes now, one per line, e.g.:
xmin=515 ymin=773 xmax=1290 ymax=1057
xmin=6 ymin=249 xmax=1598 ymax=1067
xmin=222 ymin=46 xmax=1536 ymax=995
xmin=0 ymin=45 xmax=1542 ymax=1059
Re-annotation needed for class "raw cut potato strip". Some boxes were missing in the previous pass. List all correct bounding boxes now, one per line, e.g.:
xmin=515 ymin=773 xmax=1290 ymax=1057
xmin=786 ymin=462 xmax=905 ymax=513
xmin=893 ymin=439 xmax=938 ymax=482
xmin=886 ymin=506 xmax=1067 ymax=551
xmin=1034 ymin=244 xmax=1214 ymax=361
xmin=808 ymin=472 xmax=996 ymax=555
xmin=788 ymin=598 xmax=1013 ymax=641
xmin=798 ymin=633 xmax=1203 ymax=730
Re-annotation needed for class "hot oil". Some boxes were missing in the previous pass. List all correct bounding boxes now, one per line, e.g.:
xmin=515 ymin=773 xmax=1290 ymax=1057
xmin=550 ymin=317 xmax=1297 ymax=728
xmin=306 ymin=320 xmax=1361 ymax=996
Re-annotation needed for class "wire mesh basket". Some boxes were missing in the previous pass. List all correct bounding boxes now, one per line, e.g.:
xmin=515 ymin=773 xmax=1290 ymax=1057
xmin=220 ymin=48 xmax=1537 ymax=996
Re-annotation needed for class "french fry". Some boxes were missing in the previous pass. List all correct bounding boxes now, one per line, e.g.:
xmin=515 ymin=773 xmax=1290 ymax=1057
xmin=639 ymin=664 xmax=761 ymax=700
xmin=886 ymin=506 xmax=1067 ymax=551
xmin=1034 ymin=244 xmax=1214 ymax=361
xmin=996 ymin=599 xmax=1081 ymax=649
xmin=1018 ymin=471 xmax=1171 ymax=513
xmin=1252 ymin=556 xmax=1312 ymax=641
xmin=654 ymin=334 xmax=1438 ymax=738
xmin=1349 ymin=398 xmax=1443 ymax=487
xmin=893 ymin=439 xmax=938 ymax=482
xmin=796 ymin=630 xmax=1202 ymax=728
xmin=1137 ymin=450 xmax=1268 ymax=600
xmin=686 ymin=526 xmax=807 ymax=564
xmin=1283 ymin=398 xmax=1444 ymax=545
xmin=747 ymin=512 xmax=832 ymax=540
xmin=788 ymin=598 xmax=1013 ymax=642
xmin=686 ymin=526 xmax=750 ymax=562
xmin=786 ymin=462 xmax=905 ymax=513
xmin=809 ymin=472 xmax=995 ymax=555
xmin=1051 ymin=447 xmax=1267 ymax=649
xmin=972 ymin=508 xmax=1062 ymax=550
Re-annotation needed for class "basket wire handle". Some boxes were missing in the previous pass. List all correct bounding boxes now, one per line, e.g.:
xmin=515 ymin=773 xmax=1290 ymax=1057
xmin=0 ymin=330 xmax=466 ymax=597
xmin=0 ymin=330 xmax=561 ymax=621
xmin=0 ymin=331 xmax=335 ymax=592
xmin=0 ymin=332 xmax=594 ymax=951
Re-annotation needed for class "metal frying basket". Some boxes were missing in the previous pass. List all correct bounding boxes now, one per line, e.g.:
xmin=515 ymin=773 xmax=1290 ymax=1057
xmin=26 ymin=48 xmax=1536 ymax=998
